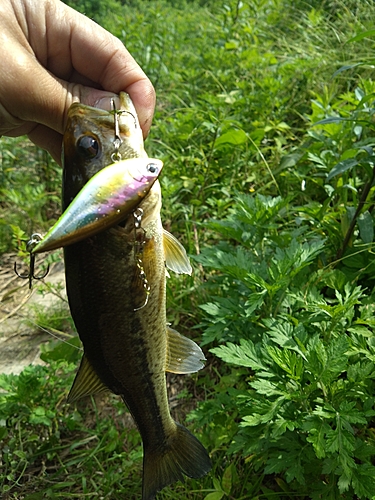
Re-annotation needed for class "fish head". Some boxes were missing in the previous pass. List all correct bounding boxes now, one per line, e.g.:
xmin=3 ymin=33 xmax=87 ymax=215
xmin=63 ymin=92 xmax=147 ymax=206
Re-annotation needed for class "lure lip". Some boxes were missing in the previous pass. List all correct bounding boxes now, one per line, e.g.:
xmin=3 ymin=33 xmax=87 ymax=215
xmin=32 ymin=158 xmax=163 ymax=254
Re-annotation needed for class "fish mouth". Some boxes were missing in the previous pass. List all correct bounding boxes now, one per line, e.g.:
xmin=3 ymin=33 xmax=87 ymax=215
xmin=65 ymin=92 xmax=146 ymax=176
xmin=67 ymin=98 xmax=139 ymax=140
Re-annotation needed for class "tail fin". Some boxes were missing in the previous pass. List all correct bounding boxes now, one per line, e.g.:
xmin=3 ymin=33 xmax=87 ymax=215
xmin=142 ymin=422 xmax=211 ymax=500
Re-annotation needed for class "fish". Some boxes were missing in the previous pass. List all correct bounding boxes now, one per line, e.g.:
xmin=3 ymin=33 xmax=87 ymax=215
xmin=31 ymin=157 xmax=163 ymax=253
xmin=62 ymin=92 xmax=211 ymax=499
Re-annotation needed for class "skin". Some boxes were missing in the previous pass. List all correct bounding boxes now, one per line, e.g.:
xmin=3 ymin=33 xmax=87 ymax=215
xmin=0 ymin=0 xmax=155 ymax=164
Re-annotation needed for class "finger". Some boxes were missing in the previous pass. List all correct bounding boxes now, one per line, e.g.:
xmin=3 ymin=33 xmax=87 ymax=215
xmin=0 ymin=53 xmax=113 ymax=137
xmin=123 ymin=80 xmax=156 ymax=140
xmin=1 ymin=0 xmax=155 ymax=138
xmin=27 ymin=125 xmax=63 ymax=165
xmin=45 ymin=1 xmax=155 ymax=137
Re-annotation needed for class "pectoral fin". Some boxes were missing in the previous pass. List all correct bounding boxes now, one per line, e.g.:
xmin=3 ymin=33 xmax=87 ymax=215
xmin=166 ymin=326 xmax=205 ymax=374
xmin=163 ymin=229 xmax=192 ymax=275
xmin=67 ymin=355 xmax=109 ymax=403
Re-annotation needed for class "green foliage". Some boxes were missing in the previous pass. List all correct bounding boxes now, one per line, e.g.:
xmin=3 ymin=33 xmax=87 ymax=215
xmin=0 ymin=137 xmax=60 ymax=254
xmin=0 ymin=362 xmax=145 ymax=499
xmin=62 ymin=0 xmax=123 ymax=21
xmin=192 ymin=89 xmax=375 ymax=496
xmin=0 ymin=363 xmax=76 ymax=494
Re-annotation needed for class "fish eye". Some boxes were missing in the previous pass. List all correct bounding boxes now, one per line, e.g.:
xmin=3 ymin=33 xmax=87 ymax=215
xmin=146 ymin=162 xmax=159 ymax=174
xmin=77 ymin=135 xmax=100 ymax=159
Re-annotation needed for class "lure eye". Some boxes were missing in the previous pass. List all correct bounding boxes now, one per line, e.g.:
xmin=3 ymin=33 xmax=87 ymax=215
xmin=77 ymin=135 xmax=100 ymax=159
xmin=146 ymin=162 xmax=159 ymax=174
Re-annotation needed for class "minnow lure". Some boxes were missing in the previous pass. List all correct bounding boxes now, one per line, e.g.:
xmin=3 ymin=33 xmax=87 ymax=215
xmin=31 ymin=157 xmax=163 ymax=254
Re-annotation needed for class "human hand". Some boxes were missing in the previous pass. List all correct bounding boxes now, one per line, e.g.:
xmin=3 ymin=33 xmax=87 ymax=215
xmin=0 ymin=0 xmax=155 ymax=164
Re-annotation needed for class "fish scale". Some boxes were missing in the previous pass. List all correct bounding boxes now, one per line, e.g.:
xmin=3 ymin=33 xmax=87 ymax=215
xmin=60 ymin=92 xmax=211 ymax=499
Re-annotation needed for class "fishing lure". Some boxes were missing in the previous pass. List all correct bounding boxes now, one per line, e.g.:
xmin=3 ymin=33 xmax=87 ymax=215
xmin=33 ymin=157 xmax=162 ymax=254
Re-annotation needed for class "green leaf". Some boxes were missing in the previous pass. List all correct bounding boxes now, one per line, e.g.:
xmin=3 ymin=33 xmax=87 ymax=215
xmin=264 ymin=442 xmax=306 ymax=484
xmin=325 ymin=427 xmax=355 ymax=454
xmin=327 ymin=158 xmax=359 ymax=181
xmin=305 ymin=418 xmax=329 ymax=459
xmin=358 ymin=211 xmax=374 ymax=243
xmin=347 ymin=360 xmax=375 ymax=383
xmin=211 ymin=339 xmax=267 ymax=370
xmin=40 ymin=336 xmax=82 ymax=363
xmin=306 ymin=335 xmax=349 ymax=383
xmin=321 ymin=268 xmax=348 ymax=291
xmin=221 ymin=463 xmax=235 ymax=495
xmin=305 ymin=335 xmax=327 ymax=376
xmin=346 ymin=29 xmax=375 ymax=43
xmin=271 ymin=417 xmax=296 ymax=438
xmin=200 ymin=302 xmax=222 ymax=317
xmin=338 ymin=401 xmax=367 ymax=425
xmin=337 ymin=473 xmax=351 ymax=493
xmin=0 ymin=427 xmax=8 ymax=440
xmin=241 ymin=397 xmax=286 ymax=426
xmin=241 ymin=413 xmax=264 ymax=427
xmin=50 ymin=481 xmax=76 ymax=489
xmin=266 ymin=346 xmax=304 ymax=380
xmin=314 ymin=116 xmax=350 ymax=126
xmin=333 ymin=63 xmax=363 ymax=76
xmin=279 ymin=152 xmax=303 ymax=169
xmin=204 ymin=493 xmax=225 ymax=500
xmin=351 ymin=464 xmax=375 ymax=498
xmin=250 ymin=379 xmax=286 ymax=396
xmin=13 ymin=449 xmax=27 ymax=460
xmin=29 ymin=406 xmax=53 ymax=427
xmin=214 ymin=129 xmax=247 ymax=149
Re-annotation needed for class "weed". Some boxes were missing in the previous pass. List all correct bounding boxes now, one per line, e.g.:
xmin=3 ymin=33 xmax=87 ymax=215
xmin=193 ymin=87 xmax=375 ymax=498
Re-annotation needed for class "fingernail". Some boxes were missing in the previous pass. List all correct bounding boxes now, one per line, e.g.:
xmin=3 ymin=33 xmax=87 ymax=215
xmin=94 ymin=94 xmax=120 ymax=111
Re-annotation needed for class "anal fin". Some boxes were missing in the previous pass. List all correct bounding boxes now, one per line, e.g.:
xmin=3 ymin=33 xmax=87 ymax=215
xmin=166 ymin=326 xmax=206 ymax=374
xmin=67 ymin=354 xmax=109 ymax=403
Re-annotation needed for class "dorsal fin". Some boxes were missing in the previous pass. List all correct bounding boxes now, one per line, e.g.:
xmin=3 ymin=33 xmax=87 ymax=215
xmin=165 ymin=326 xmax=205 ymax=374
xmin=163 ymin=229 xmax=192 ymax=275
xmin=67 ymin=355 xmax=109 ymax=403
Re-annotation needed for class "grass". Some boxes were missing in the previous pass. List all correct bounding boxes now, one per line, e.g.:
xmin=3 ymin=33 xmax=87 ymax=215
xmin=0 ymin=137 xmax=60 ymax=255
xmin=2 ymin=0 xmax=375 ymax=498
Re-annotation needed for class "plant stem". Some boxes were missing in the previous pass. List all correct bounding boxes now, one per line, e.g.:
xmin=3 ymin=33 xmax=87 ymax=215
xmin=336 ymin=164 xmax=375 ymax=260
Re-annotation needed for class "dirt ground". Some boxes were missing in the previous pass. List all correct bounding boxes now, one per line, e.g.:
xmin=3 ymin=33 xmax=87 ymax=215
xmin=0 ymin=253 xmax=66 ymax=375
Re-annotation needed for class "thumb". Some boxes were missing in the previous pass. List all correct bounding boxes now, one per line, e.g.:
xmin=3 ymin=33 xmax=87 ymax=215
xmin=1 ymin=59 xmax=152 ymax=163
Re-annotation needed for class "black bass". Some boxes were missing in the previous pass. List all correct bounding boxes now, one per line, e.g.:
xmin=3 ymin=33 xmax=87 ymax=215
xmin=62 ymin=93 xmax=211 ymax=499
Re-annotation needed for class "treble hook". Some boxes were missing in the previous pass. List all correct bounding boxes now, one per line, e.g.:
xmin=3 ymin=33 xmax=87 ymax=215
xmin=14 ymin=233 xmax=50 ymax=289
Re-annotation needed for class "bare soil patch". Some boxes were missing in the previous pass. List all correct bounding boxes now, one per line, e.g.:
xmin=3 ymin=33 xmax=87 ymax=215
xmin=0 ymin=253 xmax=66 ymax=375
